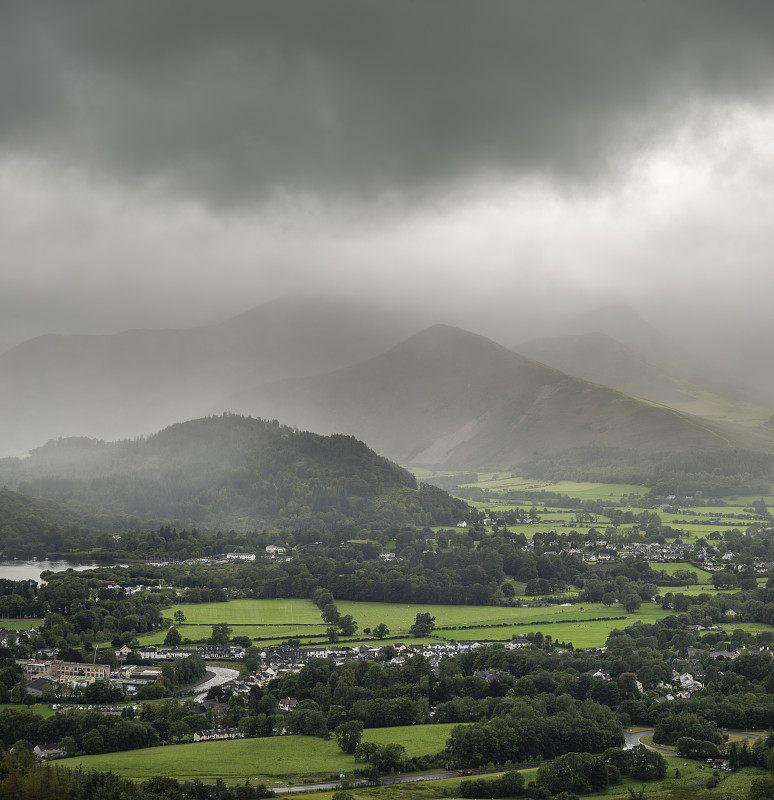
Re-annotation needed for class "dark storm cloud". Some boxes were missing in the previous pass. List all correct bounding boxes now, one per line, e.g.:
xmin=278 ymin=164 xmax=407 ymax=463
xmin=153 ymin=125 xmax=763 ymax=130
xmin=3 ymin=1 xmax=774 ymax=207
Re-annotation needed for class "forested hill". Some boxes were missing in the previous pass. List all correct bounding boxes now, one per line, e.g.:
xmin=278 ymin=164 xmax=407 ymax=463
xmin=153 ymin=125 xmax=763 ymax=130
xmin=0 ymin=415 xmax=471 ymax=532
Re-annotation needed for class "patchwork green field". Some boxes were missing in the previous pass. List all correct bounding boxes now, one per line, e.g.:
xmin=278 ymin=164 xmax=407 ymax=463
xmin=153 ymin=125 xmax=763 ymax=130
xmin=1 ymin=619 xmax=42 ymax=631
xmin=163 ymin=599 xmax=628 ymax=636
xmin=573 ymin=760 xmax=766 ymax=800
xmin=165 ymin=599 xmax=325 ymax=626
xmin=456 ymin=476 xmax=649 ymax=501
xmin=65 ymin=723 xmax=458 ymax=784
xmin=418 ymin=471 xmax=770 ymax=543
xmin=140 ymin=623 xmax=330 ymax=647
xmin=143 ymin=597 xmax=694 ymax=649
xmin=716 ymin=622 xmax=774 ymax=638
xmin=333 ymin=600 xmax=615 ymax=632
xmin=649 ymin=562 xmax=714 ymax=582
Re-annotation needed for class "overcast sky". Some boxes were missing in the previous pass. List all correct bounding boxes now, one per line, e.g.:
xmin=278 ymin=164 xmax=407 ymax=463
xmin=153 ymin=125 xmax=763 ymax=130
xmin=2 ymin=1 xmax=774 ymax=358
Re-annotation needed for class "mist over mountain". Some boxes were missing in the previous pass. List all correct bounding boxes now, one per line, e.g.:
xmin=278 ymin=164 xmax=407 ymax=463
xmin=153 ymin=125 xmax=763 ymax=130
xmin=229 ymin=324 xmax=774 ymax=473
xmin=0 ymin=415 xmax=470 ymax=532
xmin=4 ymin=3 xmax=774 ymax=485
xmin=0 ymin=296 xmax=423 ymax=457
xmin=514 ymin=332 xmax=774 ymax=427
xmin=3 ymin=291 xmax=773 ymax=490
xmin=547 ymin=305 xmax=767 ymax=404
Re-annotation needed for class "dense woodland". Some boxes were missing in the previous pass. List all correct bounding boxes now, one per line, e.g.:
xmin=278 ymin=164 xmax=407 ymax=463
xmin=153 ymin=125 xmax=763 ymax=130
xmin=0 ymin=416 xmax=472 ymax=535
xmin=519 ymin=446 xmax=774 ymax=496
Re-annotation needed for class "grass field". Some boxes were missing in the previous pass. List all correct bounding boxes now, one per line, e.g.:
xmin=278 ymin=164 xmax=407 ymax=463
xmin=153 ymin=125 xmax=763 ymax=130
xmin=66 ymin=724 xmax=458 ymax=784
xmin=0 ymin=619 xmax=42 ymax=631
xmin=299 ymin=764 xmax=774 ymax=800
xmin=165 ymin=599 xmax=325 ymax=626
xmin=143 ymin=597 xmax=685 ymax=650
xmin=140 ymin=623 xmax=330 ymax=646
xmin=0 ymin=703 xmax=55 ymax=718
xmin=162 ymin=599 xmax=645 ymax=639
xmin=456 ymin=476 xmax=649 ymax=501
xmin=417 ymin=471 xmax=768 ymax=543
xmin=163 ymin=598 xmax=622 ymax=633
xmin=66 ymin=744 xmax=773 ymax=800
xmin=648 ymin=562 xmax=714 ymax=582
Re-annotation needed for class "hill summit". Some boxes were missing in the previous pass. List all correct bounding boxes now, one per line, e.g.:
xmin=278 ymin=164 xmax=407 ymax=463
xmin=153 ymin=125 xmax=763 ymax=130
xmin=0 ymin=415 xmax=470 ymax=531
xmin=230 ymin=324 xmax=755 ymax=471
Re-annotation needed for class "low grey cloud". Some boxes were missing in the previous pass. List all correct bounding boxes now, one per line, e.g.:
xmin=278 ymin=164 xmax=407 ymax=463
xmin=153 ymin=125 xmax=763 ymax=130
xmin=3 ymin=1 xmax=774 ymax=207
xmin=3 ymin=0 xmax=774 ymax=383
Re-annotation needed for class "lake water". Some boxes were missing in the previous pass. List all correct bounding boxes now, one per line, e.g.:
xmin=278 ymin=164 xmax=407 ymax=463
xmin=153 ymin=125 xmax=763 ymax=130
xmin=0 ymin=559 xmax=102 ymax=584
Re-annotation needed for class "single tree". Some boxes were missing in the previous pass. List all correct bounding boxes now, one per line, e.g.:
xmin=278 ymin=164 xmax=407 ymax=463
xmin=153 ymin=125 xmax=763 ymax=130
xmin=409 ymin=612 xmax=436 ymax=637
xmin=335 ymin=720 xmax=364 ymax=754
xmin=208 ymin=623 xmax=232 ymax=646
xmin=374 ymin=623 xmax=390 ymax=639
xmin=339 ymin=615 xmax=358 ymax=637
xmin=165 ymin=626 xmax=183 ymax=647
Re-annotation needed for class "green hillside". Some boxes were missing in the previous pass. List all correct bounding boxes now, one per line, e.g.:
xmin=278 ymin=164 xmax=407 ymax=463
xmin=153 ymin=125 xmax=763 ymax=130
xmin=0 ymin=415 xmax=470 ymax=531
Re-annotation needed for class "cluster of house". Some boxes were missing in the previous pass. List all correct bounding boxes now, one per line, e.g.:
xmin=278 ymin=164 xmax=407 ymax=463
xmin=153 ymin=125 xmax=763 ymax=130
xmin=374 ymin=533 xmax=768 ymax=572
xmin=250 ymin=637 xmax=534 ymax=686
xmin=654 ymin=645 xmax=769 ymax=704
xmin=0 ymin=626 xmax=41 ymax=645
xmin=510 ymin=535 xmax=774 ymax=575
xmin=131 ymin=643 xmax=247 ymax=661
xmin=150 ymin=545 xmax=291 ymax=568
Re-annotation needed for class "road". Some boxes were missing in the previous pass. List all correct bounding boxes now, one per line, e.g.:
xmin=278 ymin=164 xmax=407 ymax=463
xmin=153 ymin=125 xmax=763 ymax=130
xmin=275 ymin=773 xmax=459 ymax=793
xmin=623 ymin=727 xmax=763 ymax=753
xmin=623 ymin=728 xmax=668 ymax=752
xmin=274 ymin=766 xmax=542 ymax=793
xmin=193 ymin=665 xmax=240 ymax=701
xmin=270 ymin=728 xmax=769 ymax=793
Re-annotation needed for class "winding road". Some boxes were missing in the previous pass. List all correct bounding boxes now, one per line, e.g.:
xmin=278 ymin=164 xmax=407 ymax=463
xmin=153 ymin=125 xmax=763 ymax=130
xmin=623 ymin=727 xmax=762 ymax=753
xmin=193 ymin=666 xmax=240 ymax=701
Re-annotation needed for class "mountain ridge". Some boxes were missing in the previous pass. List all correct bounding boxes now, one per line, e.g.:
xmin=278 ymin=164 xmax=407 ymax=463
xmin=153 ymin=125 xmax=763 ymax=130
xmin=228 ymin=323 xmax=772 ymax=471
xmin=0 ymin=296 xmax=423 ymax=456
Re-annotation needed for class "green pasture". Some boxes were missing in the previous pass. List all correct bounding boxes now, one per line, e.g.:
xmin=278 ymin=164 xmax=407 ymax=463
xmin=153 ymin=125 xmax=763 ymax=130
xmin=717 ymin=622 xmax=774 ymax=638
xmin=141 ymin=623 xmax=329 ymax=647
xmin=149 ymin=597 xmax=682 ymax=649
xmin=1 ymin=619 xmax=42 ymax=631
xmin=695 ymin=506 xmax=758 ymax=516
xmin=66 ymin=724 xmax=457 ymax=784
xmin=333 ymin=600 xmax=618 ymax=634
xmin=736 ymin=494 xmax=774 ymax=506
xmin=649 ymin=562 xmax=714 ymax=582
xmin=164 ymin=598 xmax=324 ymax=626
xmin=668 ymin=583 xmax=737 ymax=597
xmin=364 ymin=722 xmax=459 ymax=754
xmin=662 ymin=514 xmax=751 ymax=526
xmin=457 ymin=476 xmax=648 ymax=501
xmin=577 ymin=760 xmax=765 ymax=800
xmin=164 ymin=598 xmax=622 ymax=636
xmin=0 ymin=703 xmax=55 ymax=718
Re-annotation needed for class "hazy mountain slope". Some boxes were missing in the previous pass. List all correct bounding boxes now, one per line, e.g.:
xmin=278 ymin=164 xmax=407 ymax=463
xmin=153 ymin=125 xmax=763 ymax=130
xmin=554 ymin=303 xmax=766 ymax=403
xmin=515 ymin=332 xmax=774 ymax=429
xmin=0 ymin=415 xmax=470 ymax=531
xmin=0 ymin=296 xmax=421 ymax=456
xmin=229 ymin=324 xmax=759 ymax=471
